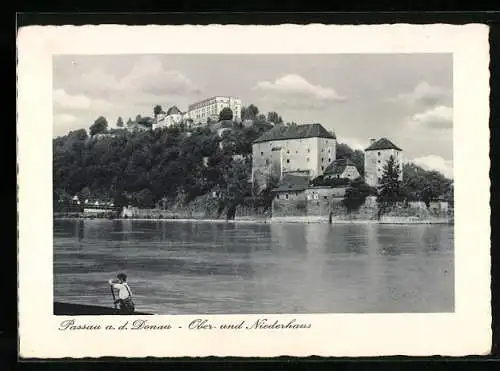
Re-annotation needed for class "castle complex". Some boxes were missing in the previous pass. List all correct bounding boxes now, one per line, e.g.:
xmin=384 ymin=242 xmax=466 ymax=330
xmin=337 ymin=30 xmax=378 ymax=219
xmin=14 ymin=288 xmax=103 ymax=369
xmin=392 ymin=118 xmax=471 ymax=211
xmin=251 ymin=123 xmax=403 ymax=192
xmin=251 ymin=123 xmax=337 ymax=192
xmin=153 ymin=96 xmax=242 ymax=130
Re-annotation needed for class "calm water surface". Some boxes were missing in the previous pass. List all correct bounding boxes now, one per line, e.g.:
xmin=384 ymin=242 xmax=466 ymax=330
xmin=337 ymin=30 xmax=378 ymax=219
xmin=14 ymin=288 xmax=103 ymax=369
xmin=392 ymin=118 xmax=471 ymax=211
xmin=54 ymin=219 xmax=454 ymax=314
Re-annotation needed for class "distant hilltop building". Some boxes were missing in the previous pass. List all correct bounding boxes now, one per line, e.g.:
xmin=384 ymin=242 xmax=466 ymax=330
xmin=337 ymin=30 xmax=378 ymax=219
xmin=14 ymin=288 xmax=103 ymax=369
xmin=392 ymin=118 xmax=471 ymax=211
xmin=188 ymin=96 xmax=242 ymax=125
xmin=364 ymin=137 xmax=403 ymax=187
xmin=154 ymin=106 xmax=190 ymax=129
xmin=252 ymin=123 xmax=336 ymax=191
xmin=152 ymin=96 xmax=242 ymax=129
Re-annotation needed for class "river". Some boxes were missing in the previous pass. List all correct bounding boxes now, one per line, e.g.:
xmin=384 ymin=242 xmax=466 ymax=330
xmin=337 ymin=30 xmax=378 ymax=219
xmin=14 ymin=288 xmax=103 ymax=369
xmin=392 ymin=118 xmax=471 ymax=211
xmin=53 ymin=219 xmax=454 ymax=314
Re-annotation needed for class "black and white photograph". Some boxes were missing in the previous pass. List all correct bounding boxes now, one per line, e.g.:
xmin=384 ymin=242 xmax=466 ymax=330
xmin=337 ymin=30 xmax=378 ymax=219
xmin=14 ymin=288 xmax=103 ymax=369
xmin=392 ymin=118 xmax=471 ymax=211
xmin=52 ymin=53 xmax=455 ymax=316
xmin=17 ymin=24 xmax=491 ymax=358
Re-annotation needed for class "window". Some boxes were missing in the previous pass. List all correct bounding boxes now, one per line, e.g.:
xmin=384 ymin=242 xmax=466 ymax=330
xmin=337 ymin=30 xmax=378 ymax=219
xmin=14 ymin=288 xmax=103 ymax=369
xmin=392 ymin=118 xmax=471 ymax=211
xmin=265 ymin=159 xmax=270 ymax=165
xmin=328 ymin=158 xmax=331 ymax=162
xmin=328 ymin=149 xmax=330 ymax=153
xmin=378 ymin=160 xmax=381 ymax=163
xmin=321 ymin=166 xmax=324 ymax=170
xmin=306 ymin=157 xmax=310 ymax=162
xmin=287 ymin=149 xmax=290 ymax=154
xmin=276 ymin=195 xmax=280 ymax=199
xmin=285 ymin=194 xmax=289 ymax=200
xmin=378 ymin=152 xmax=381 ymax=156
xmin=321 ymin=158 xmax=324 ymax=162
xmin=286 ymin=159 xmax=290 ymax=164
xmin=307 ymin=149 xmax=310 ymax=153
xmin=324 ymin=196 xmax=327 ymax=200
xmin=261 ymin=152 xmax=264 ymax=156
xmin=296 ymin=150 xmax=298 ymax=154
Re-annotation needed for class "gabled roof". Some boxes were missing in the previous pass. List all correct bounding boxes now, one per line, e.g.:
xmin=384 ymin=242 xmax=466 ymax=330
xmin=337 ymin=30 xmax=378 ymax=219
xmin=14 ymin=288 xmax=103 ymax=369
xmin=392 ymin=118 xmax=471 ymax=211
xmin=167 ymin=106 xmax=182 ymax=115
xmin=274 ymin=174 xmax=310 ymax=193
xmin=254 ymin=123 xmax=336 ymax=144
xmin=324 ymin=158 xmax=358 ymax=175
xmin=365 ymin=138 xmax=402 ymax=151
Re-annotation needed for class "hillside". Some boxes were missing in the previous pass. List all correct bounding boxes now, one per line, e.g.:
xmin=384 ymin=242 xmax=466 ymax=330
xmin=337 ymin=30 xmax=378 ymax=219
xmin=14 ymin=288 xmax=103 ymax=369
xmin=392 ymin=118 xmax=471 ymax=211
xmin=53 ymin=121 xmax=271 ymax=212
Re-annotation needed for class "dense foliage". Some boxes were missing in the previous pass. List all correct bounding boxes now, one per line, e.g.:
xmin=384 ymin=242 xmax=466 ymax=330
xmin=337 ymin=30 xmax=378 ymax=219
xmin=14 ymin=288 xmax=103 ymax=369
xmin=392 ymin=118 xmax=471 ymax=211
xmin=335 ymin=143 xmax=365 ymax=176
xmin=53 ymin=120 xmax=266 ymax=214
xmin=310 ymin=176 xmax=350 ymax=187
xmin=54 ymin=104 xmax=453 ymax=217
xmin=401 ymin=162 xmax=453 ymax=206
xmin=219 ymin=107 xmax=233 ymax=121
xmin=343 ymin=178 xmax=376 ymax=212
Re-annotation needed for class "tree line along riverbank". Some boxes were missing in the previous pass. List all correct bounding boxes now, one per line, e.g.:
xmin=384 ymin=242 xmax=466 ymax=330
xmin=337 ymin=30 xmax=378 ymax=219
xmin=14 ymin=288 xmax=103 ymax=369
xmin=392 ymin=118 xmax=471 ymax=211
xmin=54 ymin=110 xmax=453 ymax=222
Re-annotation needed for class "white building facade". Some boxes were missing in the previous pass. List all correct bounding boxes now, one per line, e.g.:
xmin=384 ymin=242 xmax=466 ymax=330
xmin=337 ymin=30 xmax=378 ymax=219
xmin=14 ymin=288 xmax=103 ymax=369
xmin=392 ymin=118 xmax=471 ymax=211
xmin=153 ymin=106 xmax=185 ymax=129
xmin=364 ymin=138 xmax=404 ymax=187
xmin=188 ymin=96 xmax=242 ymax=125
xmin=252 ymin=123 xmax=336 ymax=192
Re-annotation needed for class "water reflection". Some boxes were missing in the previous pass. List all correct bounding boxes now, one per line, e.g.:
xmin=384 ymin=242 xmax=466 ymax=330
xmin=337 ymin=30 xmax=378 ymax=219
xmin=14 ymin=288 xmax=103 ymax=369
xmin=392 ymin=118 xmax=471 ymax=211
xmin=54 ymin=219 xmax=454 ymax=314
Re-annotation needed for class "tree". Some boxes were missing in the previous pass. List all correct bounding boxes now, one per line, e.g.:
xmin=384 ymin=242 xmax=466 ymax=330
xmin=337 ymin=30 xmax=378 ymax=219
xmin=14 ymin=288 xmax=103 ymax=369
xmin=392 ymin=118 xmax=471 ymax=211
xmin=376 ymin=155 xmax=404 ymax=217
xmin=343 ymin=178 xmax=375 ymax=213
xmin=310 ymin=176 xmax=350 ymax=187
xmin=133 ymin=188 xmax=155 ymax=208
xmin=137 ymin=116 xmax=154 ymax=128
xmin=221 ymin=160 xmax=252 ymax=219
xmin=256 ymin=113 xmax=266 ymax=122
xmin=267 ymin=111 xmax=279 ymax=124
xmin=277 ymin=116 xmax=284 ymax=124
xmin=89 ymin=116 xmax=108 ymax=136
xmin=219 ymin=107 xmax=234 ymax=121
xmin=153 ymin=105 xmax=163 ymax=117
xmin=126 ymin=118 xmax=133 ymax=127
xmin=116 ymin=116 xmax=124 ymax=128
xmin=53 ymin=116 xmax=275 ymax=213
xmin=401 ymin=163 xmax=452 ymax=206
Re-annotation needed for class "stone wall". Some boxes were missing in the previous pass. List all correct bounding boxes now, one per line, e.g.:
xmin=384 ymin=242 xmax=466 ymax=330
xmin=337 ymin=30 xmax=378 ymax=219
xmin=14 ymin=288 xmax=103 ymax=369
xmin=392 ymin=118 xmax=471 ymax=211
xmin=272 ymin=197 xmax=308 ymax=217
xmin=271 ymin=193 xmax=452 ymax=224
xmin=121 ymin=194 xmax=268 ymax=220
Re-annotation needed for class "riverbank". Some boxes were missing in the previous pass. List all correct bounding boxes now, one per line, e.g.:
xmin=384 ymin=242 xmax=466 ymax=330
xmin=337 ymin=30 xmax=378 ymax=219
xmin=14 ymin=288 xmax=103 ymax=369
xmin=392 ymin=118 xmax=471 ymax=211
xmin=53 ymin=215 xmax=452 ymax=225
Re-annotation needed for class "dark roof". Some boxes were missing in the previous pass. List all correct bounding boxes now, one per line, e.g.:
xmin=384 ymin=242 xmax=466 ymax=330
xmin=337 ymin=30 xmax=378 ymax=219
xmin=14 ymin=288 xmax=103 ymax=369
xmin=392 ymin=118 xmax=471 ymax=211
xmin=365 ymin=138 xmax=402 ymax=151
xmin=274 ymin=174 xmax=310 ymax=193
xmin=254 ymin=123 xmax=336 ymax=144
xmin=166 ymin=106 xmax=182 ymax=115
xmin=324 ymin=158 xmax=358 ymax=175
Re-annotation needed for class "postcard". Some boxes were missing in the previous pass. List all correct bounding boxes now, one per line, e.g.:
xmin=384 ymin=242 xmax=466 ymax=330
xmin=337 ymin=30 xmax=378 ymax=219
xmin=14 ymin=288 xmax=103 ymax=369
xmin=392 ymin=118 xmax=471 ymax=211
xmin=17 ymin=23 xmax=491 ymax=358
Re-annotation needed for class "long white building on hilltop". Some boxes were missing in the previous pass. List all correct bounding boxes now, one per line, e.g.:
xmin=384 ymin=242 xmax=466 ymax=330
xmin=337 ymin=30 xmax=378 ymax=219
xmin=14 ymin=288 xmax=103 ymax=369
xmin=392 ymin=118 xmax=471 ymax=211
xmin=188 ymin=96 xmax=242 ymax=125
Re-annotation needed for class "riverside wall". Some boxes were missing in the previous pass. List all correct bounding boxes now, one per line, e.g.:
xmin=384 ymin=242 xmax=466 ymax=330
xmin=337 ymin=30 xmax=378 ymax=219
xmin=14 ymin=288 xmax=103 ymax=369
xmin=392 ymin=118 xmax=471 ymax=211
xmin=120 ymin=194 xmax=269 ymax=220
xmin=271 ymin=195 xmax=453 ymax=224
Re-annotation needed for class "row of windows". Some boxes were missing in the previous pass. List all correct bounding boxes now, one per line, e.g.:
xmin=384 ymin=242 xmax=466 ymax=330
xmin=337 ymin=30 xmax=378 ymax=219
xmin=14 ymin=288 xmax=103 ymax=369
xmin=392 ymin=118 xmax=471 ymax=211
xmin=377 ymin=151 xmax=399 ymax=156
xmin=276 ymin=194 xmax=338 ymax=200
xmin=282 ymin=157 xmax=331 ymax=164
xmin=189 ymin=98 xmax=233 ymax=110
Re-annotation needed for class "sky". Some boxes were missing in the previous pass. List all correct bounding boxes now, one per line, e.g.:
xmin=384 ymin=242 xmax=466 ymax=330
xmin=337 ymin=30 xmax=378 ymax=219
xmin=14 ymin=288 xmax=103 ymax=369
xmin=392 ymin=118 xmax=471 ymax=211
xmin=53 ymin=54 xmax=453 ymax=178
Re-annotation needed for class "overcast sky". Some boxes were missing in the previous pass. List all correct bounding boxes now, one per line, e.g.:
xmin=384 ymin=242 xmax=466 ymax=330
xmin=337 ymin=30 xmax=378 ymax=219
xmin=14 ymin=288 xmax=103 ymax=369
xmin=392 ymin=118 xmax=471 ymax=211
xmin=53 ymin=54 xmax=453 ymax=178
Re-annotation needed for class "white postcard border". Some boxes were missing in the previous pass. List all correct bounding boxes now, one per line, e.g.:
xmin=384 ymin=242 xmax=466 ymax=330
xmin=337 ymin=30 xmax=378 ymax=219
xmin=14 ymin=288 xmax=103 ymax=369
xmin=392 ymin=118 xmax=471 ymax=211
xmin=17 ymin=23 xmax=491 ymax=358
